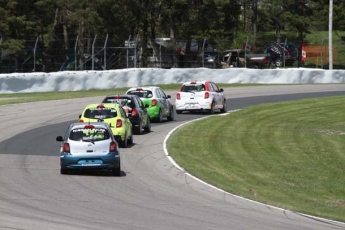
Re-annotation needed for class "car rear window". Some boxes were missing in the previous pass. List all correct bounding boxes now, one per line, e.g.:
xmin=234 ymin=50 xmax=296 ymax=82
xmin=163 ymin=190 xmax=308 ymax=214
xmin=69 ymin=128 xmax=110 ymax=141
xmin=102 ymin=97 xmax=134 ymax=107
xmin=83 ymin=108 xmax=117 ymax=119
xmin=181 ymin=84 xmax=205 ymax=92
xmin=127 ymin=90 xmax=153 ymax=98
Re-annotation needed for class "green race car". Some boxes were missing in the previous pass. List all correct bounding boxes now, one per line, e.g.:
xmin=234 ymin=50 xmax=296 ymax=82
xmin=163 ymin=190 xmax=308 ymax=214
xmin=126 ymin=86 xmax=175 ymax=122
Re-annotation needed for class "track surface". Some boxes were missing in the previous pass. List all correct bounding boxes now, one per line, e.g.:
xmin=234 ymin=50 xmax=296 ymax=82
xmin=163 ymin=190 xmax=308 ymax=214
xmin=1 ymin=85 xmax=345 ymax=230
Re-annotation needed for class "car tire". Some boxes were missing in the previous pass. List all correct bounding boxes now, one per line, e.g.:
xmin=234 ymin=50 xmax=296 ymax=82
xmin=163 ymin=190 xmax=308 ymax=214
xmin=60 ymin=168 xmax=68 ymax=175
xmin=128 ymin=133 xmax=133 ymax=145
xmin=157 ymin=109 xmax=163 ymax=122
xmin=208 ymin=102 xmax=215 ymax=114
xmin=275 ymin=58 xmax=282 ymax=67
xmin=135 ymin=121 xmax=142 ymax=135
xmin=121 ymin=134 xmax=128 ymax=148
xmin=220 ymin=100 xmax=227 ymax=113
xmin=167 ymin=106 xmax=174 ymax=121
xmin=176 ymin=110 xmax=182 ymax=114
xmin=112 ymin=164 xmax=121 ymax=177
xmin=144 ymin=117 xmax=151 ymax=132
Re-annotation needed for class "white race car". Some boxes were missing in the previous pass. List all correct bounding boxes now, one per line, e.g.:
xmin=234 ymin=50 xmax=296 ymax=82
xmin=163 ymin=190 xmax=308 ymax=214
xmin=175 ymin=80 xmax=227 ymax=114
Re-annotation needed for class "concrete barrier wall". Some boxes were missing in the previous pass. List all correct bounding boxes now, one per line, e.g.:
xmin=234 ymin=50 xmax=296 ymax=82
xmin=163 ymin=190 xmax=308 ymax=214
xmin=0 ymin=68 xmax=344 ymax=94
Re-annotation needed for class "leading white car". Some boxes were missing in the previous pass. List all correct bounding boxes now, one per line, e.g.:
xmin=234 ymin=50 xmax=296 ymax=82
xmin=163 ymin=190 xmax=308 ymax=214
xmin=175 ymin=80 xmax=227 ymax=114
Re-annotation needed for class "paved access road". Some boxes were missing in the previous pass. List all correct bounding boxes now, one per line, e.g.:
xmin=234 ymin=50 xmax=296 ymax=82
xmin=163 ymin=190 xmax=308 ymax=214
xmin=0 ymin=84 xmax=345 ymax=230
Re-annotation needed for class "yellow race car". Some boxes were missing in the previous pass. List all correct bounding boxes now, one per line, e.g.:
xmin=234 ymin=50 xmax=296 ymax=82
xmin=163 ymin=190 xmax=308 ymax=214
xmin=79 ymin=103 xmax=133 ymax=148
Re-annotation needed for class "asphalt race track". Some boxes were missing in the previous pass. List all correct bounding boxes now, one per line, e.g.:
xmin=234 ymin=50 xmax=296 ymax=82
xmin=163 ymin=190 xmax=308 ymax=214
xmin=1 ymin=85 xmax=345 ymax=230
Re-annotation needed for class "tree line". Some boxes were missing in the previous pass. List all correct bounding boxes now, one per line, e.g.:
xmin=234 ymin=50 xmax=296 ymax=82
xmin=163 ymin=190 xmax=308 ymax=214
xmin=0 ymin=0 xmax=344 ymax=72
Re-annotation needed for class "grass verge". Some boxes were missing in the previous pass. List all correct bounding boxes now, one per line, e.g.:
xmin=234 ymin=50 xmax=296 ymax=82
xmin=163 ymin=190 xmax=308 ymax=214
xmin=167 ymin=95 xmax=345 ymax=223
xmin=0 ymin=83 xmax=269 ymax=106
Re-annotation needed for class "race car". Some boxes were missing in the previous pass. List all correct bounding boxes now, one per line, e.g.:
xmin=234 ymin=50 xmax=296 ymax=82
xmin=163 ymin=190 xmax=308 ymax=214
xmin=126 ymin=86 xmax=174 ymax=122
xmin=175 ymin=80 xmax=227 ymax=114
xmin=56 ymin=122 xmax=121 ymax=176
xmin=102 ymin=94 xmax=151 ymax=135
xmin=78 ymin=103 xmax=133 ymax=148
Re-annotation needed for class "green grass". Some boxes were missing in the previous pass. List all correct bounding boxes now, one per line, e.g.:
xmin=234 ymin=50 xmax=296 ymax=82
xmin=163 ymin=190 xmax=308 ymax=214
xmin=167 ymin=96 xmax=345 ymax=223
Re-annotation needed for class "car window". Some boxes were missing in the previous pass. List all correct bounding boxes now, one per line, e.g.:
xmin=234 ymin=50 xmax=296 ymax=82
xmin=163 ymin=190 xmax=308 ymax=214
xmin=135 ymin=97 xmax=143 ymax=107
xmin=69 ymin=127 xmax=110 ymax=142
xmin=84 ymin=108 xmax=117 ymax=119
xmin=181 ymin=84 xmax=204 ymax=92
xmin=127 ymin=90 xmax=153 ymax=98
xmin=159 ymin=88 xmax=167 ymax=98
xmin=211 ymin=82 xmax=219 ymax=92
xmin=118 ymin=106 xmax=126 ymax=118
xmin=208 ymin=83 xmax=214 ymax=92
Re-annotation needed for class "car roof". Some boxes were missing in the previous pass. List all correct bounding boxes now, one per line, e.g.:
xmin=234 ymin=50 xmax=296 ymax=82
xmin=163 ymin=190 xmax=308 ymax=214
xmin=84 ymin=103 xmax=119 ymax=109
xmin=104 ymin=94 xmax=138 ymax=98
xmin=69 ymin=122 xmax=110 ymax=129
xmin=127 ymin=86 xmax=159 ymax=91
xmin=182 ymin=80 xmax=209 ymax=85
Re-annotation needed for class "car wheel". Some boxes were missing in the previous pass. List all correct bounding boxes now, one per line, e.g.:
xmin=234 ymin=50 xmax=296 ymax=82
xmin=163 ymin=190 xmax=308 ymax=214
xmin=60 ymin=168 xmax=68 ymax=175
xmin=220 ymin=100 xmax=227 ymax=113
xmin=208 ymin=102 xmax=215 ymax=114
xmin=275 ymin=58 xmax=282 ymax=67
xmin=157 ymin=109 xmax=163 ymax=122
xmin=167 ymin=106 xmax=174 ymax=121
xmin=176 ymin=110 xmax=182 ymax=114
xmin=135 ymin=121 xmax=143 ymax=135
xmin=121 ymin=134 xmax=128 ymax=148
xmin=112 ymin=164 xmax=121 ymax=177
xmin=144 ymin=117 xmax=151 ymax=132
xmin=128 ymin=133 xmax=133 ymax=145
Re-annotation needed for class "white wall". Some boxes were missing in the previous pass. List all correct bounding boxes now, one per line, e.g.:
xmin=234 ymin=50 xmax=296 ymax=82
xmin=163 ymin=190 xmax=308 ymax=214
xmin=0 ymin=68 xmax=344 ymax=94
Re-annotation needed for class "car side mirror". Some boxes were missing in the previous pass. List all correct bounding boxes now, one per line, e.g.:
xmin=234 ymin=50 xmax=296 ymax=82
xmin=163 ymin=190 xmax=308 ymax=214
xmin=219 ymin=88 xmax=224 ymax=92
xmin=145 ymin=104 xmax=149 ymax=108
xmin=167 ymin=95 xmax=171 ymax=99
xmin=56 ymin=136 xmax=64 ymax=142
xmin=78 ymin=114 xmax=81 ymax=119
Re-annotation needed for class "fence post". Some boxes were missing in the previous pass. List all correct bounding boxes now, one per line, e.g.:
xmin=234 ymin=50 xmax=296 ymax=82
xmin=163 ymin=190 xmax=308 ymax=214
xmin=134 ymin=35 xmax=139 ymax=68
xmin=75 ymin=35 xmax=78 ymax=70
xmin=127 ymin=35 xmax=131 ymax=68
xmin=202 ymin=37 xmax=206 ymax=67
xmin=92 ymin=34 xmax=97 ymax=70
xmin=33 ymin=37 xmax=39 ymax=72
xmin=103 ymin=34 xmax=108 ymax=70
xmin=320 ymin=38 xmax=324 ymax=69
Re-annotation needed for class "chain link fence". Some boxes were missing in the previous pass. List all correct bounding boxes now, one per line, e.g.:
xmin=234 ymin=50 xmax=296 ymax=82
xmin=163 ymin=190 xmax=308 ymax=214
xmin=1 ymin=35 xmax=344 ymax=73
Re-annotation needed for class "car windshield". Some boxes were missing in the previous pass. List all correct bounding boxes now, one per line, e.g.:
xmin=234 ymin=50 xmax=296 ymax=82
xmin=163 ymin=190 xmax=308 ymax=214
xmin=103 ymin=97 xmax=133 ymax=107
xmin=69 ymin=127 xmax=110 ymax=142
xmin=181 ymin=84 xmax=205 ymax=92
xmin=83 ymin=108 xmax=117 ymax=119
xmin=127 ymin=90 xmax=153 ymax=98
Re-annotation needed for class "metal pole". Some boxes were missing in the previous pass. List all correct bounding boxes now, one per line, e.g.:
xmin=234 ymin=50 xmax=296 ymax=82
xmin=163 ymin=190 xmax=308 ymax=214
xmin=92 ymin=34 xmax=97 ymax=70
xmin=202 ymin=37 xmax=206 ymax=67
xmin=127 ymin=35 xmax=131 ymax=68
xmin=245 ymin=37 xmax=248 ymax=68
xmin=283 ymin=38 xmax=287 ymax=68
xmin=103 ymin=34 xmax=108 ymax=70
xmin=160 ymin=39 xmax=162 ymax=68
xmin=33 ymin=37 xmax=39 ymax=72
xmin=329 ymin=0 xmax=333 ymax=70
xmin=134 ymin=35 xmax=138 ymax=68
xmin=321 ymin=38 xmax=324 ymax=69
xmin=75 ymin=35 xmax=78 ymax=70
